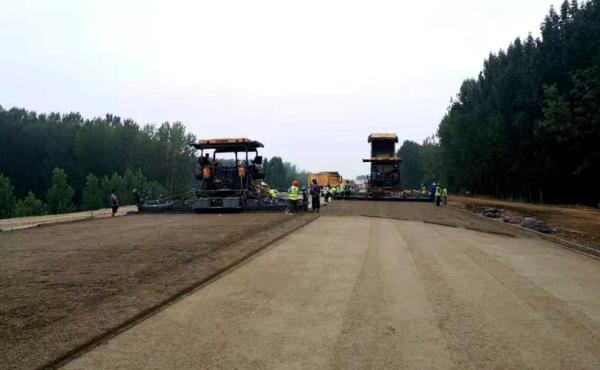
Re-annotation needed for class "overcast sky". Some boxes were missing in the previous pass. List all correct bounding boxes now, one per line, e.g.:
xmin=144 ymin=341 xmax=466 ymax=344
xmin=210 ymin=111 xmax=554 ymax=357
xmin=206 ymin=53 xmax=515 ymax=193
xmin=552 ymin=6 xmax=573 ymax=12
xmin=0 ymin=0 xmax=563 ymax=178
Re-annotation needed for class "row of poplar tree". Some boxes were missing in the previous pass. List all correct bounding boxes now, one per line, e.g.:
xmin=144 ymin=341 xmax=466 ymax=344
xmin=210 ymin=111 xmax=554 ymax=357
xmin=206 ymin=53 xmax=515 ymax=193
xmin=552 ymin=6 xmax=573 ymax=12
xmin=399 ymin=0 xmax=600 ymax=206
xmin=0 ymin=107 xmax=196 ymax=218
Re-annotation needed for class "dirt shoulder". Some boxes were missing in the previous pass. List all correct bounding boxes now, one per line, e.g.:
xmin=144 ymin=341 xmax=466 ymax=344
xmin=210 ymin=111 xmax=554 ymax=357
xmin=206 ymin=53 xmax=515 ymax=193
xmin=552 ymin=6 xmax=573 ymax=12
xmin=0 ymin=212 xmax=316 ymax=370
xmin=0 ymin=205 xmax=137 ymax=231
xmin=448 ymin=196 xmax=600 ymax=250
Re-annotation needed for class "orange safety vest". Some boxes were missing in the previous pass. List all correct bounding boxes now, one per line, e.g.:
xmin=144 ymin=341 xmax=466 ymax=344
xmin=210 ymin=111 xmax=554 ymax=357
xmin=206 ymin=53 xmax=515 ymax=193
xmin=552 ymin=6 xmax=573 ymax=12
xmin=202 ymin=167 xmax=211 ymax=179
xmin=238 ymin=166 xmax=246 ymax=177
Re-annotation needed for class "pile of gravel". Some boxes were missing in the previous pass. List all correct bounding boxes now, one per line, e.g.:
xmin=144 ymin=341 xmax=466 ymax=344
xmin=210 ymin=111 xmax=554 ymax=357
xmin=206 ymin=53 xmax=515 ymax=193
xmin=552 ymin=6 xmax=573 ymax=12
xmin=482 ymin=208 xmax=502 ymax=218
xmin=521 ymin=217 xmax=552 ymax=234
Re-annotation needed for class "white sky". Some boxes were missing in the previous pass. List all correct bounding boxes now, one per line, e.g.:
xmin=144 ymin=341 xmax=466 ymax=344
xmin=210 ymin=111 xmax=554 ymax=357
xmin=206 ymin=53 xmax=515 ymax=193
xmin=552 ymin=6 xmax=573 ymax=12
xmin=0 ymin=0 xmax=563 ymax=178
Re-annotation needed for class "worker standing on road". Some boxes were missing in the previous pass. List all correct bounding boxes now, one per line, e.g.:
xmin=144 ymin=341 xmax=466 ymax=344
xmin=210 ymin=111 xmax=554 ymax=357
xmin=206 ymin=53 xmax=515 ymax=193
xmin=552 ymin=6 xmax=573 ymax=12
xmin=429 ymin=182 xmax=437 ymax=203
xmin=288 ymin=180 xmax=300 ymax=214
xmin=442 ymin=187 xmax=448 ymax=206
xmin=435 ymin=184 xmax=442 ymax=207
xmin=110 ymin=189 xmax=119 ymax=216
xmin=323 ymin=184 xmax=330 ymax=203
xmin=310 ymin=178 xmax=320 ymax=213
xmin=301 ymin=187 xmax=309 ymax=211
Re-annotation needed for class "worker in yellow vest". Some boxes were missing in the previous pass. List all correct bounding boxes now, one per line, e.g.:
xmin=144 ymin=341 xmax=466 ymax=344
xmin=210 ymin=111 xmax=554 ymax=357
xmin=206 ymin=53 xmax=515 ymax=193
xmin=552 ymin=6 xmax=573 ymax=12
xmin=435 ymin=184 xmax=442 ymax=207
xmin=269 ymin=187 xmax=278 ymax=203
xmin=287 ymin=180 xmax=300 ymax=214
xmin=442 ymin=187 xmax=448 ymax=206
xmin=330 ymin=186 xmax=337 ymax=200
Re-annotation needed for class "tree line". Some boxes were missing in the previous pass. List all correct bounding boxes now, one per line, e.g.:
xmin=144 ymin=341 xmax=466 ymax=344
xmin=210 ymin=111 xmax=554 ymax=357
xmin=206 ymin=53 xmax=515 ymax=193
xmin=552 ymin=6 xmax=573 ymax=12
xmin=399 ymin=0 xmax=600 ymax=206
xmin=397 ymin=137 xmax=445 ymax=190
xmin=263 ymin=157 xmax=309 ymax=191
xmin=0 ymin=106 xmax=308 ymax=218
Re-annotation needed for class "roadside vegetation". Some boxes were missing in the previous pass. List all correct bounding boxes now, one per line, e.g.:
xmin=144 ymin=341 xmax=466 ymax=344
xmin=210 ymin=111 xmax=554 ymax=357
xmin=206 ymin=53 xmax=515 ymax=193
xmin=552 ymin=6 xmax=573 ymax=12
xmin=399 ymin=0 xmax=600 ymax=206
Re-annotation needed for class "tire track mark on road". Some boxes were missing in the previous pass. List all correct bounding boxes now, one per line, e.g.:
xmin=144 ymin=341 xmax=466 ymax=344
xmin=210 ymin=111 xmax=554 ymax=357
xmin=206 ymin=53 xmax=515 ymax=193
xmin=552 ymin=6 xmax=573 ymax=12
xmin=437 ymin=226 xmax=600 ymax=368
xmin=331 ymin=218 xmax=454 ymax=369
xmin=398 ymin=220 xmax=600 ymax=369
xmin=397 ymin=221 xmax=534 ymax=369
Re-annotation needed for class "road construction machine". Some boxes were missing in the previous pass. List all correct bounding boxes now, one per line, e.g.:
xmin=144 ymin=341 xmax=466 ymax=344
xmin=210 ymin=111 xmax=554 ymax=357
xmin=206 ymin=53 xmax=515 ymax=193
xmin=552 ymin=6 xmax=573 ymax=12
xmin=138 ymin=138 xmax=288 ymax=212
xmin=344 ymin=133 xmax=428 ymax=201
xmin=363 ymin=133 xmax=402 ymax=198
xmin=307 ymin=171 xmax=345 ymax=188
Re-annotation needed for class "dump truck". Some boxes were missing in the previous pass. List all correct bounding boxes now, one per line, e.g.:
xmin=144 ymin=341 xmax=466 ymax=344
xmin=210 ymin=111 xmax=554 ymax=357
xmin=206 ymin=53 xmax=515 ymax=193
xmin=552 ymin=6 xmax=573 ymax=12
xmin=306 ymin=171 xmax=345 ymax=188
xmin=138 ymin=138 xmax=288 ymax=212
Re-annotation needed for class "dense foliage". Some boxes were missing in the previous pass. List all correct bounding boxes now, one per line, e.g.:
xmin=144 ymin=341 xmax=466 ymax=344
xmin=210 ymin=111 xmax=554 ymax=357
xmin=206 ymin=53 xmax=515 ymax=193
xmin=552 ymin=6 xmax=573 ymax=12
xmin=399 ymin=0 xmax=600 ymax=206
xmin=0 ymin=107 xmax=196 ymax=201
xmin=398 ymin=137 xmax=446 ymax=189
xmin=264 ymin=157 xmax=309 ymax=190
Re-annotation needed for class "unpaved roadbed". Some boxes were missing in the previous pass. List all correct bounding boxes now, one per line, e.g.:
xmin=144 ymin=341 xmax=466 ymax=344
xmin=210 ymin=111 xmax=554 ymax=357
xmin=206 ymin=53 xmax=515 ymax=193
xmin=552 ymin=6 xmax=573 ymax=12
xmin=66 ymin=215 xmax=600 ymax=369
xmin=0 ymin=212 xmax=315 ymax=370
xmin=322 ymin=199 xmax=534 ymax=238
xmin=0 ymin=206 xmax=137 ymax=231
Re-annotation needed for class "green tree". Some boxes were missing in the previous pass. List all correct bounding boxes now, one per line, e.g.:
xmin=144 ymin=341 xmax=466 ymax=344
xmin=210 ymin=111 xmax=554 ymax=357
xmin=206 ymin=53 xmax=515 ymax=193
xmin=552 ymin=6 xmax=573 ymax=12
xmin=398 ymin=140 xmax=423 ymax=188
xmin=435 ymin=0 xmax=600 ymax=204
xmin=46 ymin=167 xmax=74 ymax=214
xmin=81 ymin=173 xmax=104 ymax=211
xmin=100 ymin=173 xmax=125 ymax=207
xmin=15 ymin=191 xmax=46 ymax=217
xmin=0 ymin=174 xmax=17 ymax=218
xmin=264 ymin=156 xmax=287 ymax=190
xmin=420 ymin=137 xmax=446 ymax=188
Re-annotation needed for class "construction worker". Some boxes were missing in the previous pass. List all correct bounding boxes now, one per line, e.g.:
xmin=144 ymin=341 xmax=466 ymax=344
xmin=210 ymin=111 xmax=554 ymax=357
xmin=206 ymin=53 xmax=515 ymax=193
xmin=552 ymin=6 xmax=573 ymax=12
xmin=323 ymin=184 xmax=330 ymax=202
xmin=110 ymin=189 xmax=119 ymax=216
xmin=268 ymin=187 xmax=278 ymax=203
xmin=330 ymin=186 xmax=337 ymax=200
xmin=442 ymin=187 xmax=448 ymax=206
xmin=421 ymin=186 xmax=427 ymax=196
xmin=435 ymin=184 xmax=442 ymax=207
xmin=287 ymin=180 xmax=300 ymax=214
xmin=310 ymin=178 xmax=320 ymax=213
xmin=429 ymin=182 xmax=437 ymax=203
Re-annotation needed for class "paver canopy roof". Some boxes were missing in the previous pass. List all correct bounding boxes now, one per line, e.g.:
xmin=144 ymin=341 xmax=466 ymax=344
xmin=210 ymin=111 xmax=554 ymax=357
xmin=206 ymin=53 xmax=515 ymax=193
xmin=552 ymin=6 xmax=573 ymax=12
xmin=190 ymin=138 xmax=264 ymax=152
xmin=367 ymin=133 xmax=399 ymax=143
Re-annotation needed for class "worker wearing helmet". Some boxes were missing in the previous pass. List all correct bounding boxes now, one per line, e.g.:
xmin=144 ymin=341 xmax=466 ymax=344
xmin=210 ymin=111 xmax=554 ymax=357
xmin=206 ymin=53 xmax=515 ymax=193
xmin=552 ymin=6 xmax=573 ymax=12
xmin=309 ymin=178 xmax=320 ymax=213
xmin=288 ymin=180 xmax=300 ymax=214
